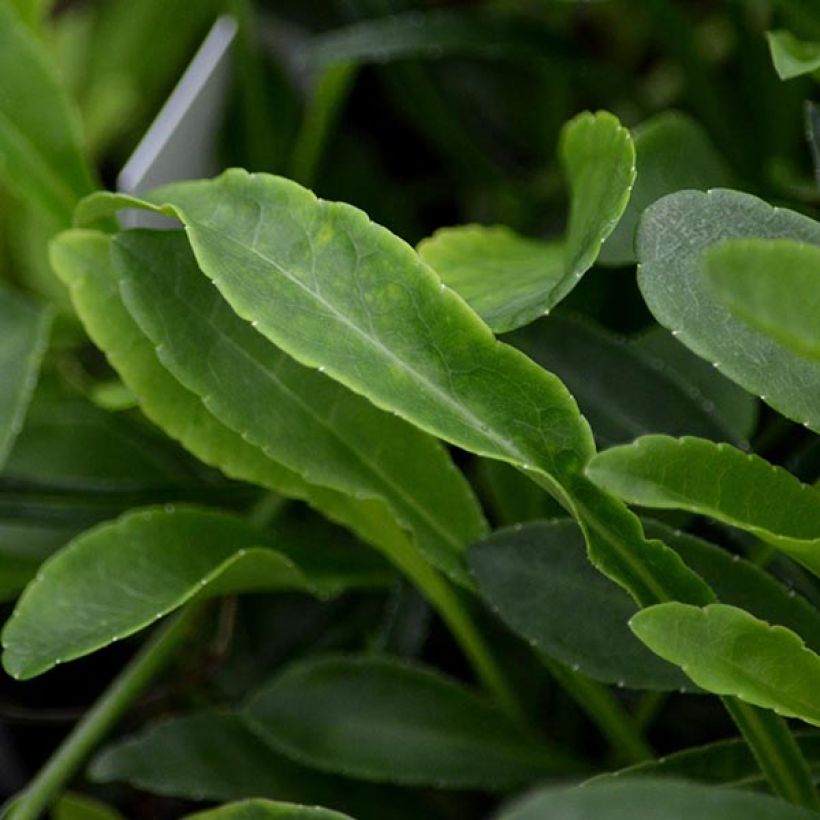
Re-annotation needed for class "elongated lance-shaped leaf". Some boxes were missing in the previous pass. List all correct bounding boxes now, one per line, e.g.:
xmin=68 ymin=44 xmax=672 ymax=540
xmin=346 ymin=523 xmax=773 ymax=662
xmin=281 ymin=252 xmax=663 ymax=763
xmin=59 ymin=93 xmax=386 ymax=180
xmin=509 ymin=314 xmax=746 ymax=448
xmin=587 ymin=435 xmax=820 ymax=578
xmin=0 ymin=2 xmax=95 ymax=224
xmin=767 ymin=30 xmax=820 ymax=80
xmin=243 ymin=655 xmax=577 ymax=789
xmin=592 ymin=731 xmax=820 ymax=790
xmin=112 ymin=230 xmax=486 ymax=587
xmin=637 ymin=189 xmax=820 ymax=431
xmin=184 ymin=801 xmax=352 ymax=820
xmin=48 ymin=230 xmax=433 ymax=580
xmin=1 ymin=505 xmax=390 ymax=679
xmin=75 ymin=177 xmax=714 ymax=610
xmin=631 ymin=603 xmax=820 ymax=727
xmin=0 ymin=284 xmax=52 ymax=469
xmin=497 ymin=778 xmax=820 ymax=820
xmin=600 ymin=111 xmax=733 ymax=267
xmin=417 ymin=112 xmax=635 ymax=332
xmin=704 ymin=238 xmax=820 ymax=363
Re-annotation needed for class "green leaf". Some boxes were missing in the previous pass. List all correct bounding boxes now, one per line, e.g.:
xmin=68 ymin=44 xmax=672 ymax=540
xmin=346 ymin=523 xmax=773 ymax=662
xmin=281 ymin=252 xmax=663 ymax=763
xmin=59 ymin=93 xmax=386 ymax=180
xmin=509 ymin=314 xmax=745 ymax=447
xmin=767 ymin=30 xmax=820 ymax=80
xmin=417 ymin=112 xmax=634 ymax=332
xmin=593 ymin=731 xmax=820 ymax=790
xmin=631 ymin=603 xmax=820 ymax=727
xmin=636 ymin=189 xmax=820 ymax=430
xmin=183 ymin=801 xmax=352 ymax=820
xmin=496 ymin=778 xmax=820 ymax=820
xmin=243 ymin=655 xmax=575 ymax=789
xmin=468 ymin=519 xmax=688 ymax=691
xmin=2 ymin=506 xmax=387 ymax=679
xmin=0 ymin=2 xmax=94 ymax=224
xmin=587 ymin=435 xmax=820 ymax=577
xmin=600 ymin=111 xmax=733 ymax=267
xmin=0 ymin=284 xmax=52 ymax=469
xmin=76 ymin=174 xmax=714 ymax=610
xmin=632 ymin=327 xmax=758 ymax=441
xmin=53 ymin=792 xmax=123 ymax=820
xmin=704 ymin=238 xmax=820 ymax=363
xmin=113 ymin=230 xmax=486 ymax=587
xmin=89 ymin=711 xmax=408 ymax=819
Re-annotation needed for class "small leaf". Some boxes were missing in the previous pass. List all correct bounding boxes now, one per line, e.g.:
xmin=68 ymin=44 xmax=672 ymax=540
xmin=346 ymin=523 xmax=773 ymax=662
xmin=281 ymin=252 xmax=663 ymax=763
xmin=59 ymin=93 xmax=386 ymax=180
xmin=468 ymin=519 xmax=688 ymax=691
xmin=767 ymin=30 xmax=820 ymax=80
xmin=417 ymin=112 xmax=634 ymax=332
xmin=509 ymin=314 xmax=745 ymax=447
xmin=2 ymin=506 xmax=387 ymax=679
xmin=631 ymin=603 xmax=820 ymax=727
xmin=53 ymin=793 xmax=123 ymax=820
xmin=600 ymin=111 xmax=733 ymax=266
xmin=0 ymin=284 xmax=52 ymax=470
xmin=0 ymin=2 xmax=95 ymax=224
xmin=637 ymin=189 xmax=820 ymax=430
xmin=704 ymin=238 xmax=820 ymax=362
xmin=497 ymin=778 xmax=819 ymax=820
xmin=243 ymin=655 xmax=575 ymax=789
xmin=587 ymin=435 xmax=820 ymax=577
xmin=593 ymin=731 xmax=820 ymax=790
xmin=183 ymin=801 xmax=352 ymax=820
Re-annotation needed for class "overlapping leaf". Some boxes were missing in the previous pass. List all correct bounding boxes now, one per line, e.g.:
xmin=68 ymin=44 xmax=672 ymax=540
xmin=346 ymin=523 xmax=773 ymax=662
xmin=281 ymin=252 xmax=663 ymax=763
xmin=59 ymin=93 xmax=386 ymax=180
xmin=631 ymin=603 xmax=820 ymax=727
xmin=704 ymin=238 xmax=820 ymax=363
xmin=2 ymin=506 xmax=389 ymax=679
xmin=587 ymin=435 xmax=820 ymax=577
xmin=417 ymin=112 xmax=635 ymax=332
xmin=637 ymin=189 xmax=820 ymax=430
xmin=243 ymin=655 xmax=575 ymax=789
xmin=184 ymin=802 xmax=352 ymax=820
xmin=767 ymin=30 xmax=820 ymax=80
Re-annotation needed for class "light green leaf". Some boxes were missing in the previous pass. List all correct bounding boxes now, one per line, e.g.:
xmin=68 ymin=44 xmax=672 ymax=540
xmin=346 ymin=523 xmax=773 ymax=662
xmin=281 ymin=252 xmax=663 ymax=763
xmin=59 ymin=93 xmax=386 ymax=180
xmin=52 ymin=792 xmax=123 ymax=820
xmin=704 ymin=238 xmax=820 ymax=363
xmin=632 ymin=327 xmax=758 ymax=441
xmin=497 ymin=778 xmax=819 ymax=820
xmin=509 ymin=314 xmax=745 ymax=447
xmin=469 ymin=519 xmax=688 ymax=691
xmin=600 ymin=112 xmax=733 ymax=266
xmin=593 ymin=731 xmax=820 ymax=790
xmin=631 ymin=603 xmax=820 ymax=727
xmin=75 ymin=174 xmax=714 ymax=611
xmin=637 ymin=189 xmax=820 ymax=430
xmin=0 ymin=1 xmax=94 ymax=224
xmin=243 ymin=655 xmax=575 ymax=789
xmin=417 ymin=112 xmax=634 ymax=332
xmin=184 ymin=801 xmax=352 ymax=820
xmin=2 ymin=506 xmax=388 ymax=679
xmin=113 ymin=230 xmax=486 ymax=587
xmin=587 ymin=435 xmax=820 ymax=577
xmin=48 ymin=230 xmax=420 ymax=574
xmin=0 ymin=284 xmax=52 ymax=469
xmin=767 ymin=30 xmax=820 ymax=80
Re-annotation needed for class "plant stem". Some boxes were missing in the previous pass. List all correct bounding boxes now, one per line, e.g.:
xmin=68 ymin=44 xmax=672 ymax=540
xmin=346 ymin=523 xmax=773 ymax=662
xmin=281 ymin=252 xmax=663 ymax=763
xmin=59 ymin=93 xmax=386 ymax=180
xmin=542 ymin=658 xmax=653 ymax=766
xmin=384 ymin=532 xmax=525 ymax=723
xmin=633 ymin=691 xmax=667 ymax=732
xmin=723 ymin=698 xmax=820 ymax=810
xmin=5 ymin=606 xmax=201 ymax=820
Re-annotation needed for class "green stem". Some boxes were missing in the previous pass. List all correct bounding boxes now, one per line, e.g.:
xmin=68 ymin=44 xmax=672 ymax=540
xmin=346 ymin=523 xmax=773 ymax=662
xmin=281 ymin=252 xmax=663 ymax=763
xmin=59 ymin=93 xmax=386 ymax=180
xmin=385 ymin=533 xmax=525 ymax=723
xmin=633 ymin=690 xmax=667 ymax=732
xmin=542 ymin=657 xmax=653 ymax=766
xmin=6 ymin=606 xmax=201 ymax=820
xmin=723 ymin=698 xmax=820 ymax=810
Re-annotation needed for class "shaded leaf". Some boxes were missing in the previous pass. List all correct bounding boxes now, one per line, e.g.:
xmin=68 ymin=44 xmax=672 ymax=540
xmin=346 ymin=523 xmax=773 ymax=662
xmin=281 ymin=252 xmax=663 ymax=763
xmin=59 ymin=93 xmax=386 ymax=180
xmin=497 ymin=778 xmax=819 ymax=820
xmin=417 ymin=112 xmax=634 ymax=332
xmin=600 ymin=112 xmax=733 ymax=266
xmin=243 ymin=655 xmax=575 ymax=789
xmin=637 ymin=189 xmax=820 ymax=430
xmin=184 ymin=801 xmax=352 ymax=820
xmin=469 ymin=519 xmax=687 ymax=691
xmin=704 ymin=238 xmax=820 ymax=362
xmin=587 ymin=435 xmax=820 ymax=577
xmin=2 ymin=506 xmax=388 ymax=679
xmin=631 ymin=603 xmax=820 ymax=727
xmin=52 ymin=792 xmax=123 ymax=820
xmin=767 ymin=30 xmax=820 ymax=80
